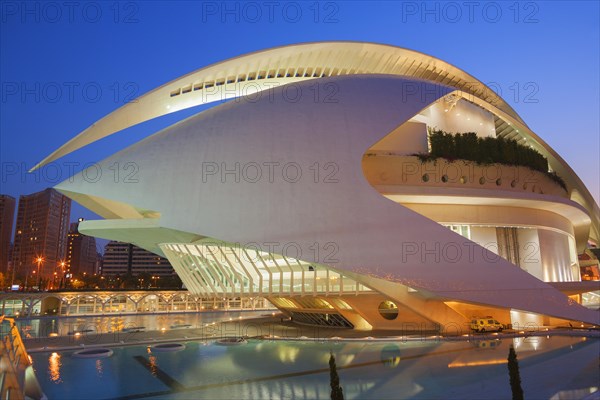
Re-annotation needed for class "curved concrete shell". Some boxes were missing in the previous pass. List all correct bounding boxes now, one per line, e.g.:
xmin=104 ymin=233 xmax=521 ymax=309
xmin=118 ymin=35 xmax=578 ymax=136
xmin=49 ymin=43 xmax=599 ymax=331
xmin=32 ymin=42 xmax=599 ymax=243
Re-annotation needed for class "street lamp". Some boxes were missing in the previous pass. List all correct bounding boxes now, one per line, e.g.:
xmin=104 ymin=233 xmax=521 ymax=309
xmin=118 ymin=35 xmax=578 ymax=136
xmin=35 ymin=256 xmax=44 ymax=289
xmin=59 ymin=261 xmax=66 ymax=289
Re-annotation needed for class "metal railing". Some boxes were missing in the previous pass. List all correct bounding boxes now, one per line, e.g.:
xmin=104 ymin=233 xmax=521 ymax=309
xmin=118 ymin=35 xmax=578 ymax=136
xmin=0 ymin=316 xmax=46 ymax=400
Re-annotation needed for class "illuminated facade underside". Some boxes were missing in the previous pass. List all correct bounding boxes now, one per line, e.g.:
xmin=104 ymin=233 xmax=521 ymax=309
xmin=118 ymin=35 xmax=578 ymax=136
xmin=39 ymin=42 xmax=599 ymax=330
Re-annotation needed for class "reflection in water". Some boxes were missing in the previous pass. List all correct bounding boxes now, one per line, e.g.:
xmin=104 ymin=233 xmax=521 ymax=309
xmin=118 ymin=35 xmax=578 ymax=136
xmin=474 ymin=339 xmax=502 ymax=349
xmin=95 ymin=359 xmax=103 ymax=378
xmin=48 ymin=352 xmax=62 ymax=384
xmin=33 ymin=336 xmax=599 ymax=400
xmin=338 ymin=353 xmax=356 ymax=366
xmin=277 ymin=345 xmax=300 ymax=364
xmin=147 ymin=347 xmax=158 ymax=376
xmin=448 ymin=358 xmax=507 ymax=368
xmin=513 ymin=336 xmax=541 ymax=351
xmin=110 ymin=317 xmax=124 ymax=333
xmin=380 ymin=344 xmax=401 ymax=368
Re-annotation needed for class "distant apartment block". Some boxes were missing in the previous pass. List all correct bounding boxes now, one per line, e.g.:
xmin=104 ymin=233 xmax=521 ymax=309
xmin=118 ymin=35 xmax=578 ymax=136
xmin=66 ymin=219 xmax=98 ymax=275
xmin=12 ymin=188 xmax=71 ymax=282
xmin=102 ymin=241 xmax=174 ymax=276
xmin=0 ymin=195 xmax=16 ymax=274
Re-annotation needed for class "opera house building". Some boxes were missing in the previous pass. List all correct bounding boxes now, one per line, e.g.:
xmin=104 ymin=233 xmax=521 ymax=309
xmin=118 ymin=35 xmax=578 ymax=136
xmin=34 ymin=42 xmax=599 ymax=332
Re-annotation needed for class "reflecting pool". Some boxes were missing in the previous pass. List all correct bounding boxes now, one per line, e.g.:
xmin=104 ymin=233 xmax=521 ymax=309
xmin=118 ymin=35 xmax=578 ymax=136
xmin=31 ymin=335 xmax=599 ymax=399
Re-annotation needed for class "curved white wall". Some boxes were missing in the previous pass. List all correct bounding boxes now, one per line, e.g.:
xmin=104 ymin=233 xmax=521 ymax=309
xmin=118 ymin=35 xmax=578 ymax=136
xmin=538 ymin=229 xmax=578 ymax=282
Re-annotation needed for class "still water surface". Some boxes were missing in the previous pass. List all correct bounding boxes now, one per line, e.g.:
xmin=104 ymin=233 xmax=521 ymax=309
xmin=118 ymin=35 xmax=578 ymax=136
xmin=31 ymin=335 xmax=599 ymax=400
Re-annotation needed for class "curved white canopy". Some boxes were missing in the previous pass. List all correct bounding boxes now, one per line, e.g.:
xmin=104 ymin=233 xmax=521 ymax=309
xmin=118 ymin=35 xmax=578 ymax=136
xmin=34 ymin=41 xmax=524 ymax=170
xmin=37 ymin=41 xmax=598 ymax=241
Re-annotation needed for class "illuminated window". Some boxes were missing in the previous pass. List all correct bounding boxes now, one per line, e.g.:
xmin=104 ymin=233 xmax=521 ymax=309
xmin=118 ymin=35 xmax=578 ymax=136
xmin=445 ymin=225 xmax=471 ymax=239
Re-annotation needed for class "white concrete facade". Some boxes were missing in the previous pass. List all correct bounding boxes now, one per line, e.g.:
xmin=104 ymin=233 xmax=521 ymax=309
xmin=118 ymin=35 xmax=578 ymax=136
xmin=41 ymin=43 xmax=599 ymax=330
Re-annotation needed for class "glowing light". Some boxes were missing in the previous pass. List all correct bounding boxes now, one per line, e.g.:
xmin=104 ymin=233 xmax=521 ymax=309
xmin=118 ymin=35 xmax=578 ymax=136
xmin=277 ymin=345 xmax=300 ymax=363
xmin=49 ymin=352 xmax=62 ymax=383
xmin=448 ymin=359 xmax=506 ymax=368
xmin=96 ymin=359 xmax=104 ymax=377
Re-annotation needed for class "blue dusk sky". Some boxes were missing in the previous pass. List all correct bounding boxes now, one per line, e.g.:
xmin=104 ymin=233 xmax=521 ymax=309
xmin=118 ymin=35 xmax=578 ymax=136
xmin=1 ymin=1 xmax=599 ymax=240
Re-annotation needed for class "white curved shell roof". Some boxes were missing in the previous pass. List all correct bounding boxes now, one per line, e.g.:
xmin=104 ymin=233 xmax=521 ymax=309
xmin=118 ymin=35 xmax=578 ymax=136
xmin=37 ymin=41 xmax=599 ymax=241
xmin=36 ymin=41 xmax=524 ymax=169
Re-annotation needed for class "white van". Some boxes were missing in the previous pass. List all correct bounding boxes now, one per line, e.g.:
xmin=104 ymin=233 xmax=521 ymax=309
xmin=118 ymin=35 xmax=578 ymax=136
xmin=470 ymin=317 xmax=503 ymax=332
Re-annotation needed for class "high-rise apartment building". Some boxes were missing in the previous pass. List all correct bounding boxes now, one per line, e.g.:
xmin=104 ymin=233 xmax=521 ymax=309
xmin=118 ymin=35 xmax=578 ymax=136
xmin=12 ymin=188 xmax=71 ymax=285
xmin=102 ymin=241 xmax=174 ymax=276
xmin=66 ymin=219 xmax=98 ymax=275
xmin=0 ymin=195 xmax=16 ymax=275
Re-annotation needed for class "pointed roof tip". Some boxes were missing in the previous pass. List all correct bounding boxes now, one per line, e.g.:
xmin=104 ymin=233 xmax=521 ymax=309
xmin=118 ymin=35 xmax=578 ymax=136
xmin=30 ymin=151 xmax=58 ymax=172
xmin=29 ymin=162 xmax=42 ymax=173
